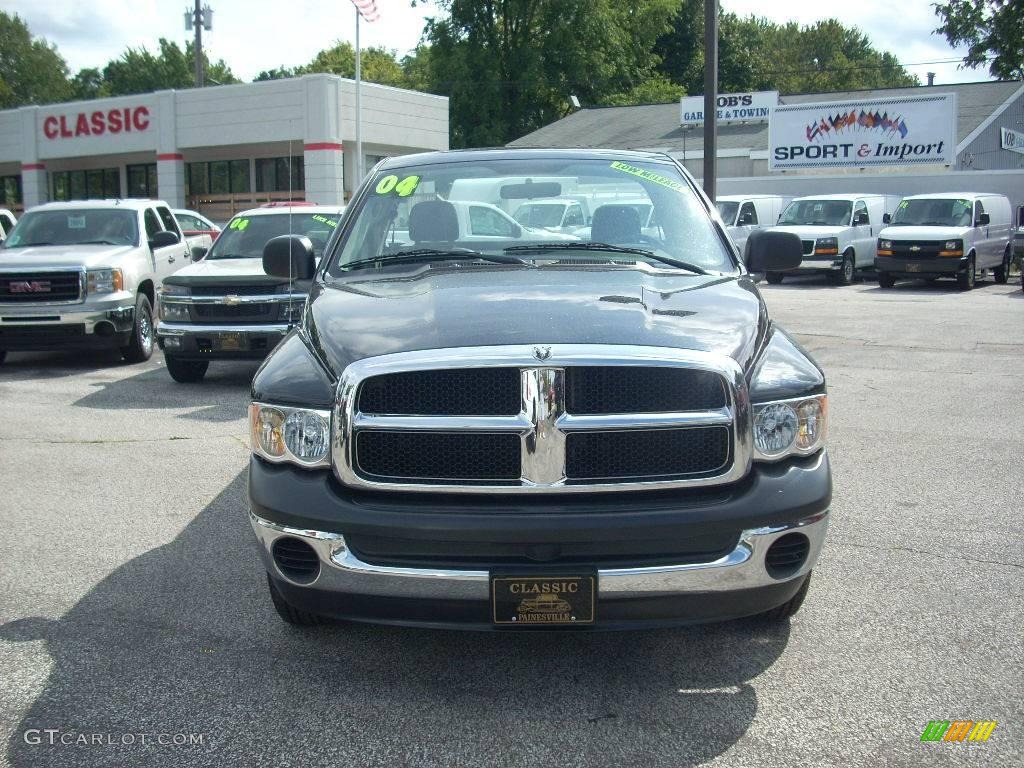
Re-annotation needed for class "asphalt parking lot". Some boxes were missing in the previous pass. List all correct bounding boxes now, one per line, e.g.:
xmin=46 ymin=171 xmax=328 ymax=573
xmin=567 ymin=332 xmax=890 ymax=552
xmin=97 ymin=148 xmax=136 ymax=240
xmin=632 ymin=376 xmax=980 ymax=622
xmin=0 ymin=274 xmax=1021 ymax=767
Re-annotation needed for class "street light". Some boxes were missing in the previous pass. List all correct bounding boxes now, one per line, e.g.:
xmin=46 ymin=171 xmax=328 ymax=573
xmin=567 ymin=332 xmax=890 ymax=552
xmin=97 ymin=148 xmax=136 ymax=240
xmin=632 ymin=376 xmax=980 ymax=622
xmin=184 ymin=2 xmax=214 ymax=87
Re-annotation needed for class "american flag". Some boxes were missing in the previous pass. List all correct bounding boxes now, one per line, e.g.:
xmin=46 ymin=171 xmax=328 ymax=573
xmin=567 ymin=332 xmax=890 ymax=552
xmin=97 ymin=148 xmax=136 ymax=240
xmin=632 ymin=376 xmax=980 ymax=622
xmin=350 ymin=0 xmax=381 ymax=22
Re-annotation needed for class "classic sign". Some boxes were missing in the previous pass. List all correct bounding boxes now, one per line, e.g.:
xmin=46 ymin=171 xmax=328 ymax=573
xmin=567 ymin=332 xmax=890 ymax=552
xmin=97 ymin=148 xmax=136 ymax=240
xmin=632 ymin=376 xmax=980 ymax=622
xmin=769 ymin=94 xmax=957 ymax=170
xmin=680 ymin=91 xmax=778 ymax=125
xmin=42 ymin=106 xmax=150 ymax=140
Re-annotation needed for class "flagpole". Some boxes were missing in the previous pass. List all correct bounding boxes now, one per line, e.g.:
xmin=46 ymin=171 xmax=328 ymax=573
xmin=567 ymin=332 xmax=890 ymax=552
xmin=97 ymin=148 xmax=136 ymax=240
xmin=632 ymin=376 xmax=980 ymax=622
xmin=355 ymin=7 xmax=363 ymax=192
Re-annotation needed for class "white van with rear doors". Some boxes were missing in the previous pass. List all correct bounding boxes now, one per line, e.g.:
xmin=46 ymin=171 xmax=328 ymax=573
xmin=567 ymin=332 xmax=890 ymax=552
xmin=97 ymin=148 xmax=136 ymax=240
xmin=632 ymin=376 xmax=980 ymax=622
xmin=767 ymin=194 xmax=900 ymax=285
xmin=715 ymin=195 xmax=790 ymax=255
xmin=875 ymin=193 xmax=1014 ymax=290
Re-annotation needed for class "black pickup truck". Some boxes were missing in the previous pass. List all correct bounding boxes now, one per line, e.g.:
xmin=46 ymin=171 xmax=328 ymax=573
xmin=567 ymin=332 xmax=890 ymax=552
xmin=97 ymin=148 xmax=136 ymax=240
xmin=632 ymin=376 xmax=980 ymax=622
xmin=247 ymin=149 xmax=830 ymax=630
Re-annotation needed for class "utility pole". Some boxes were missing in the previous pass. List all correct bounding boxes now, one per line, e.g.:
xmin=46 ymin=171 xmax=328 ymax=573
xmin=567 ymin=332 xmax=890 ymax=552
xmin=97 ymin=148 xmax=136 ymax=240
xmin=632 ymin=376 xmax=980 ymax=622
xmin=185 ymin=2 xmax=213 ymax=88
xmin=702 ymin=0 xmax=718 ymax=202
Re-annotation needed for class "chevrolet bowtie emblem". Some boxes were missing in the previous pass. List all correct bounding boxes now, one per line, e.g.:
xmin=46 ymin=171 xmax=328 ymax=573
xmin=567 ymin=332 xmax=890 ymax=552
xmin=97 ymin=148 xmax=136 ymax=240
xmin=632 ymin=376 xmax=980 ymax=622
xmin=533 ymin=346 xmax=552 ymax=361
xmin=224 ymin=295 xmax=241 ymax=305
xmin=909 ymin=246 xmax=921 ymax=252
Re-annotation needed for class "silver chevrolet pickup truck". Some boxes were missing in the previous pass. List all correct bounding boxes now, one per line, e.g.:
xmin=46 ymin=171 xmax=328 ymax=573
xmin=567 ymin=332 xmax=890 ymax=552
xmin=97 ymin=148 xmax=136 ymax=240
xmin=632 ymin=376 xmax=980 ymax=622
xmin=0 ymin=199 xmax=190 ymax=365
xmin=155 ymin=204 xmax=344 ymax=382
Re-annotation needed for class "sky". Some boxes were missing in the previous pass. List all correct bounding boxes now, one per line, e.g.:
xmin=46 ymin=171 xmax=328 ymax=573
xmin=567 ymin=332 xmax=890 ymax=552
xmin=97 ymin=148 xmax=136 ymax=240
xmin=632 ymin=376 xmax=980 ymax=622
xmin=3 ymin=0 xmax=991 ymax=88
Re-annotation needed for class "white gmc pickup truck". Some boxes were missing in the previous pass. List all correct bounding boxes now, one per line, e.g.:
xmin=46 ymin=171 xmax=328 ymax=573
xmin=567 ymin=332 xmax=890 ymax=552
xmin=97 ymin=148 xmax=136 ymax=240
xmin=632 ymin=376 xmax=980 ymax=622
xmin=0 ymin=199 xmax=190 ymax=365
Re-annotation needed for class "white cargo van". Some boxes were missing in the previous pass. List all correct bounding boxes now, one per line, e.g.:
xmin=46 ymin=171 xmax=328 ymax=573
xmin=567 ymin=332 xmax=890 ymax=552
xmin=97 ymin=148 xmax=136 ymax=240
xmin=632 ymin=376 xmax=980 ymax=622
xmin=715 ymin=195 xmax=790 ymax=255
xmin=875 ymin=193 xmax=1014 ymax=290
xmin=767 ymin=194 xmax=900 ymax=285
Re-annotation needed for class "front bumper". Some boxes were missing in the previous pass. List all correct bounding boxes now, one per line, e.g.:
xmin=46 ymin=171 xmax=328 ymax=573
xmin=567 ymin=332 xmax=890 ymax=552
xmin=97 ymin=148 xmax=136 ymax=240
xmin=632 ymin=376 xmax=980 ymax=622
xmin=0 ymin=294 xmax=135 ymax=350
xmin=790 ymin=256 xmax=843 ymax=272
xmin=249 ymin=451 xmax=832 ymax=629
xmin=156 ymin=321 xmax=290 ymax=360
xmin=875 ymin=255 xmax=967 ymax=277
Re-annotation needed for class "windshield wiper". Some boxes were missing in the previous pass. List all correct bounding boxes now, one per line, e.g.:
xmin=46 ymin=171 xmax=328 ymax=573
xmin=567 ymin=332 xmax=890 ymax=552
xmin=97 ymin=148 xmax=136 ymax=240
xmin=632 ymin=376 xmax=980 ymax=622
xmin=209 ymin=254 xmax=255 ymax=260
xmin=504 ymin=242 xmax=710 ymax=275
xmin=343 ymin=248 xmax=528 ymax=270
xmin=78 ymin=239 xmax=123 ymax=245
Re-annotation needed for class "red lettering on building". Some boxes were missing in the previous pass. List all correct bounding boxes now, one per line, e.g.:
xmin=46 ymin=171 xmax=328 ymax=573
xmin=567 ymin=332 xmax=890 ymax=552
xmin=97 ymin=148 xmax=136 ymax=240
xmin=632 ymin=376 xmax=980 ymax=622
xmin=43 ymin=116 xmax=59 ymax=139
xmin=41 ymin=106 xmax=151 ymax=139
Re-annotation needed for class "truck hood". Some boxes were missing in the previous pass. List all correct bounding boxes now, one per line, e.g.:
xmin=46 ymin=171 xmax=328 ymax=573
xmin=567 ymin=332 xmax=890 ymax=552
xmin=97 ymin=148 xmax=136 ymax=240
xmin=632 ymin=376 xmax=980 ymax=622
xmin=163 ymin=257 xmax=284 ymax=287
xmin=307 ymin=266 xmax=767 ymax=376
xmin=770 ymin=225 xmax=848 ymax=239
xmin=878 ymin=225 xmax=970 ymax=241
xmin=0 ymin=244 xmax=135 ymax=270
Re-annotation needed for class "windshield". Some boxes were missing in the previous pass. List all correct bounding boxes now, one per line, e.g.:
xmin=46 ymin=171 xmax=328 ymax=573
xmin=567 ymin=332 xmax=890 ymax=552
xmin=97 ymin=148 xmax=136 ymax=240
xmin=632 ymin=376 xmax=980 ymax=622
xmin=779 ymin=199 xmax=853 ymax=227
xmin=2 ymin=209 xmax=138 ymax=248
xmin=330 ymin=158 xmax=734 ymax=274
xmin=206 ymin=211 xmax=342 ymax=260
xmin=716 ymin=201 xmax=739 ymax=226
xmin=889 ymin=198 xmax=973 ymax=227
xmin=513 ymin=202 xmax=567 ymax=228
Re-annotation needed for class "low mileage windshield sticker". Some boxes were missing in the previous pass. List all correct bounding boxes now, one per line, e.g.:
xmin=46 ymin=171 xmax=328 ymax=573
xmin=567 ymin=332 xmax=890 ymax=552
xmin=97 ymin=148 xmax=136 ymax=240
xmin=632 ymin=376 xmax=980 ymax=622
xmin=609 ymin=161 xmax=687 ymax=194
xmin=374 ymin=174 xmax=420 ymax=197
xmin=311 ymin=214 xmax=338 ymax=228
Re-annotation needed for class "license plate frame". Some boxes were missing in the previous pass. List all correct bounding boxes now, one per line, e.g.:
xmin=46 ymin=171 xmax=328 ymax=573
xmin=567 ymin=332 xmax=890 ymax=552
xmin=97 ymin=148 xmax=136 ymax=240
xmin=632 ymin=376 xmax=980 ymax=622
xmin=905 ymin=263 xmax=922 ymax=273
xmin=215 ymin=332 xmax=244 ymax=351
xmin=491 ymin=573 xmax=596 ymax=626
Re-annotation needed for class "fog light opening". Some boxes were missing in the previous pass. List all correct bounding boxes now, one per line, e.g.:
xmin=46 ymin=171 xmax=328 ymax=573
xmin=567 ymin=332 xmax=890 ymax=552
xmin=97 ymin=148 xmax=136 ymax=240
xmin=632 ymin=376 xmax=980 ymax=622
xmin=271 ymin=536 xmax=321 ymax=583
xmin=764 ymin=532 xmax=810 ymax=579
xmin=94 ymin=321 xmax=116 ymax=337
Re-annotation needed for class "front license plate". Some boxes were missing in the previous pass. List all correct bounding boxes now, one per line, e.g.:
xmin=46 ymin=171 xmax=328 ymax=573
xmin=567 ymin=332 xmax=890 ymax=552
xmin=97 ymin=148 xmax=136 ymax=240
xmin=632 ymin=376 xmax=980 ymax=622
xmin=905 ymin=263 xmax=922 ymax=273
xmin=491 ymin=574 xmax=596 ymax=626
xmin=216 ymin=332 xmax=243 ymax=351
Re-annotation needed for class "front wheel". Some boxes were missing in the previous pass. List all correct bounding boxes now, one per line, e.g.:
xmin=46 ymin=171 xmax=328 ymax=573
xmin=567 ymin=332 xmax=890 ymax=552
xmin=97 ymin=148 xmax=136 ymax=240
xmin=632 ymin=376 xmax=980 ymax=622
xmin=994 ymin=249 xmax=1010 ymax=284
xmin=832 ymin=251 xmax=855 ymax=286
xmin=765 ymin=272 xmax=785 ymax=285
xmin=267 ymin=574 xmax=327 ymax=626
xmin=957 ymin=256 xmax=976 ymax=290
xmin=877 ymin=272 xmax=896 ymax=288
xmin=0 ymin=350 xmax=6 ymax=365
xmin=121 ymin=294 xmax=154 ymax=363
xmin=165 ymin=356 xmax=209 ymax=383
xmin=756 ymin=572 xmax=812 ymax=622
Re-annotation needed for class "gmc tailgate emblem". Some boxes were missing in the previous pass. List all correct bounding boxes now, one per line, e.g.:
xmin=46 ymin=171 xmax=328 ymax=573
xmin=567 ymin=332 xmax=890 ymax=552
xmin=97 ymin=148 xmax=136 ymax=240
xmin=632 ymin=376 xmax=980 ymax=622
xmin=9 ymin=280 xmax=52 ymax=293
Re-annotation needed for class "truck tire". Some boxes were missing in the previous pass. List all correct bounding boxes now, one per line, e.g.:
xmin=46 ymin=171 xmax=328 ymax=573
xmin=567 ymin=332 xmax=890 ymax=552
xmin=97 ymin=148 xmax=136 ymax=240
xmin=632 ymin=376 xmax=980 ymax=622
xmin=165 ymin=356 xmax=209 ymax=383
xmin=994 ymin=247 xmax=1010 ymax=284
xmin=121 ymin=294 xmax=154 ymax=363
xmin=957 ymin=255 xmax=976 ymax=290
xmin=832 ymin=250 xmax=855 ymax=286
xmin=765 ymin=272 xmax=784 ymax=285
xmin=877 ymin=272 xmax=896 ymax=288
xmin=756 ymin=572 xmax=812 ymax=622
xmin=267 ymin=573 xmax=327 ymax=626
xmin=0 ymin=350 xmax=6 ymax=365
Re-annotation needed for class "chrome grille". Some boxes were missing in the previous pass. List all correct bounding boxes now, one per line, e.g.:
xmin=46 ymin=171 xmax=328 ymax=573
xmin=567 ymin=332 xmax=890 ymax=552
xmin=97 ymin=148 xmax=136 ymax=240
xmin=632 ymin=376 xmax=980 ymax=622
xmin=0 ymin=271 xmax=83 ymax=304
xmin=333 ymin=345 xmax=750 ymax=494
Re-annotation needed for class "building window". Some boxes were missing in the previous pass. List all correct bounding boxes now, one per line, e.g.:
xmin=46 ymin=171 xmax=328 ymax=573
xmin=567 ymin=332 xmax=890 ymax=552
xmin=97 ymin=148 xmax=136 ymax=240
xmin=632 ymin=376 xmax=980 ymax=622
xmin=255 ymin=156 xmax=304 ymax=193
xmin=185 ymin=160 xmax=250 ymax=196
xmin=1 ymin=175 xmax=21 ymax=206
xmin=52 ymin=169 xmax=120 ymax=201
xmin=127 ymin=164 xmax=158 ymax=198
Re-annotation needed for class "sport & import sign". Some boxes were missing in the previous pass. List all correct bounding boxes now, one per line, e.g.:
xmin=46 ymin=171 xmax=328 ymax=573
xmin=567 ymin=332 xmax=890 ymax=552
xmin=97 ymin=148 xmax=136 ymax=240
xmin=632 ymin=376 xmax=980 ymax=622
xmin=769 ymin=93 xmax=957 ymax=170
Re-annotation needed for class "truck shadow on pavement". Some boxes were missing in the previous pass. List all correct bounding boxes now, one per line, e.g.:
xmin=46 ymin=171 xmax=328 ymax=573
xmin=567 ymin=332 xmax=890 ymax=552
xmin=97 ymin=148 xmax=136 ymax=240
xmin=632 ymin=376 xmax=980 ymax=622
xmin=0 ymin=350 xmax=130 ymax=382
xmin=72 ymin=362 xmax=259 ymax=423
xmin=3 ymin=473 xmax=792 ymax=768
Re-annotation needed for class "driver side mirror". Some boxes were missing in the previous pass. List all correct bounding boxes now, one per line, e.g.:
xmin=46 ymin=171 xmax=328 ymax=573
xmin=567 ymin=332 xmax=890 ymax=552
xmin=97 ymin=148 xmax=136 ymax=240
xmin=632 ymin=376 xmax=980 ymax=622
xmin=263 ymin=234 xmax=316 ymax=280
xmin=190 ymin=245 xmax=208 ymax=262
xmin=975 ymin=212 xmax=990 ymax=226
xmin=744 ymin=230 xmax=802 ymax=272
xmin=149 ymin=230 xmax=179 ymax=249
xmin=854 ymin=212 xmax=870 ymax=226
xmin=882 ymin=213 xmax=891 ymax=224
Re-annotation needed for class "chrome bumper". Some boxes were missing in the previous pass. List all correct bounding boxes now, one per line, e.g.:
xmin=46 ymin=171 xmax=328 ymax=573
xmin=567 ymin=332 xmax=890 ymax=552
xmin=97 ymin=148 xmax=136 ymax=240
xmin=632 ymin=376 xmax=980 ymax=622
xmin=156 ymin=321 xmax=291 ymax=336
xmin=0 ymin=293 xmax=136 ymax=334
xmin=250 ymin=510 xmax=829 ymax=600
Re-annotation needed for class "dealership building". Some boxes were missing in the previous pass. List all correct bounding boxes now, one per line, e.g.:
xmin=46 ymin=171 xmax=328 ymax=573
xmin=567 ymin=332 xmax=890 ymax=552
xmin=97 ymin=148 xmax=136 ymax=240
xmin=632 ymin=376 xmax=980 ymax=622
xmin=0 ymin=74 xmax=448 ymax=218
xmin=511 ymin=80 xmax=1024 ymax=205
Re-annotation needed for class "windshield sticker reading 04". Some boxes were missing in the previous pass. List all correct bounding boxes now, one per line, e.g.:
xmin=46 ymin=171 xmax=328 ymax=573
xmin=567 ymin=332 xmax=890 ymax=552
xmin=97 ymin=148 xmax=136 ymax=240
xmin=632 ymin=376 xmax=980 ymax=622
xmin=375 ymin=175 xmax=420 ymax=197
xmin=609 ymin=161 xmax=688 ymax=193
xmin=228 ymin=218 xmax=250 ymax=231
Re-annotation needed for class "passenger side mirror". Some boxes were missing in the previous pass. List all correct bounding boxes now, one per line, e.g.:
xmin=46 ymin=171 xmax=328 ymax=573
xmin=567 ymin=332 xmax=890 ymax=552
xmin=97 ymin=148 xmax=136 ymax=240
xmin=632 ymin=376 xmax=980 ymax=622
xmin=149 ymin=230 xmax=180 ymax=249
xmin=882 ymin=213 xmax=891 ymax=224
xmin=263 ymin=234 xmax=316 ymax=280
xmin=512 ymin=223 xmax=523 ymax=239
xmin=744 ymin=230 xmax=802 ymax=272
xmin=975 ymin=212 xmax=990 ymax=226
xmin=190 ymin=245 xmax=208 ymax=262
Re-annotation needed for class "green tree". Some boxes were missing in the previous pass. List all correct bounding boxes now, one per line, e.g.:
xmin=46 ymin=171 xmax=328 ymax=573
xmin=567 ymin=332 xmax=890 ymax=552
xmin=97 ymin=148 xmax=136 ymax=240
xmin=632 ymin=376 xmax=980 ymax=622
xmin=298 ymin=41 xmax=407 ymax=86
xmin=70 ymin=68 xmax=109 ymax=100
xmin=934 ymin=0 xmax=1024 ymax=79
xmin=254 ymin=66 xmax=297 ymax=81
xmin=400 ymin=45 xmax=435 ymax=92
xmin=101 ymin=38 xmax=239 ymax=96
xmin=0 ymin=11 xmax=70 ymax=107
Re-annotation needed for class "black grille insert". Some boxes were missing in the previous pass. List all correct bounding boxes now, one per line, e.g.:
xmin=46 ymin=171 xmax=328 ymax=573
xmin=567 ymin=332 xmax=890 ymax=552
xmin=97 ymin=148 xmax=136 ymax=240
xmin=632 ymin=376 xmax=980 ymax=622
xmin=0 ymin=272 xmax=81 ymax=303
xmin=765 ymin=533 xmax=810 ymax=578
xmin=566 ymin=427 xmax=730 ymax=480
xmin=359 ymin=368 xmax=521 ymax=416
xmin=271 ymin=537 xmax=320 ymax=582
xmin=566 ymin=367 xmax=726 ymax=414
xmin=190 ymin=284 xmax=284 ymax=296
xmin=357 ymin=431 xmax=520 ymax=481
xmin=191 ymin=303 xmax=275 ymax=322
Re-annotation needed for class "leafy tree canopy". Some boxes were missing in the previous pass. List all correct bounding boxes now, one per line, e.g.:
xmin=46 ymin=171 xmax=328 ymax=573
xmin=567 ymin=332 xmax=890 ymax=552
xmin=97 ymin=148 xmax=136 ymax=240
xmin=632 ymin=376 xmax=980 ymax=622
xmin=934 ymin=0 xmax=1023 ymax=80
xmin=298 ymin=41 xmax=407 ymax=87
xmin=0 ymin=12 xmax=70 ymax=108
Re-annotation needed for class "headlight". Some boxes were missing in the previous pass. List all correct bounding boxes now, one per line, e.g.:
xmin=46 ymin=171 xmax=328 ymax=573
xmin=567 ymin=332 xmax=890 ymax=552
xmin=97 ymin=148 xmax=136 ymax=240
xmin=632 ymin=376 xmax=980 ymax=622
xmin=944 ymin=240 xmax=961 ymax=250
xmin=160 ymin=283 xmax=189 ymax=297
xmin=878 ymin=239 xmax=892 ymax=250
xmin=753 ymin=395 xmax=828 ymax=461
xmin=86 ymin=268 xmax=124 ymax=294
xmin=814 ymin=237 xmax=839 ymax=254
xmin=249 ymin=402 xmax=331 ymax=468
xmin=160 ymin=302 xmax=190 ymax=321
